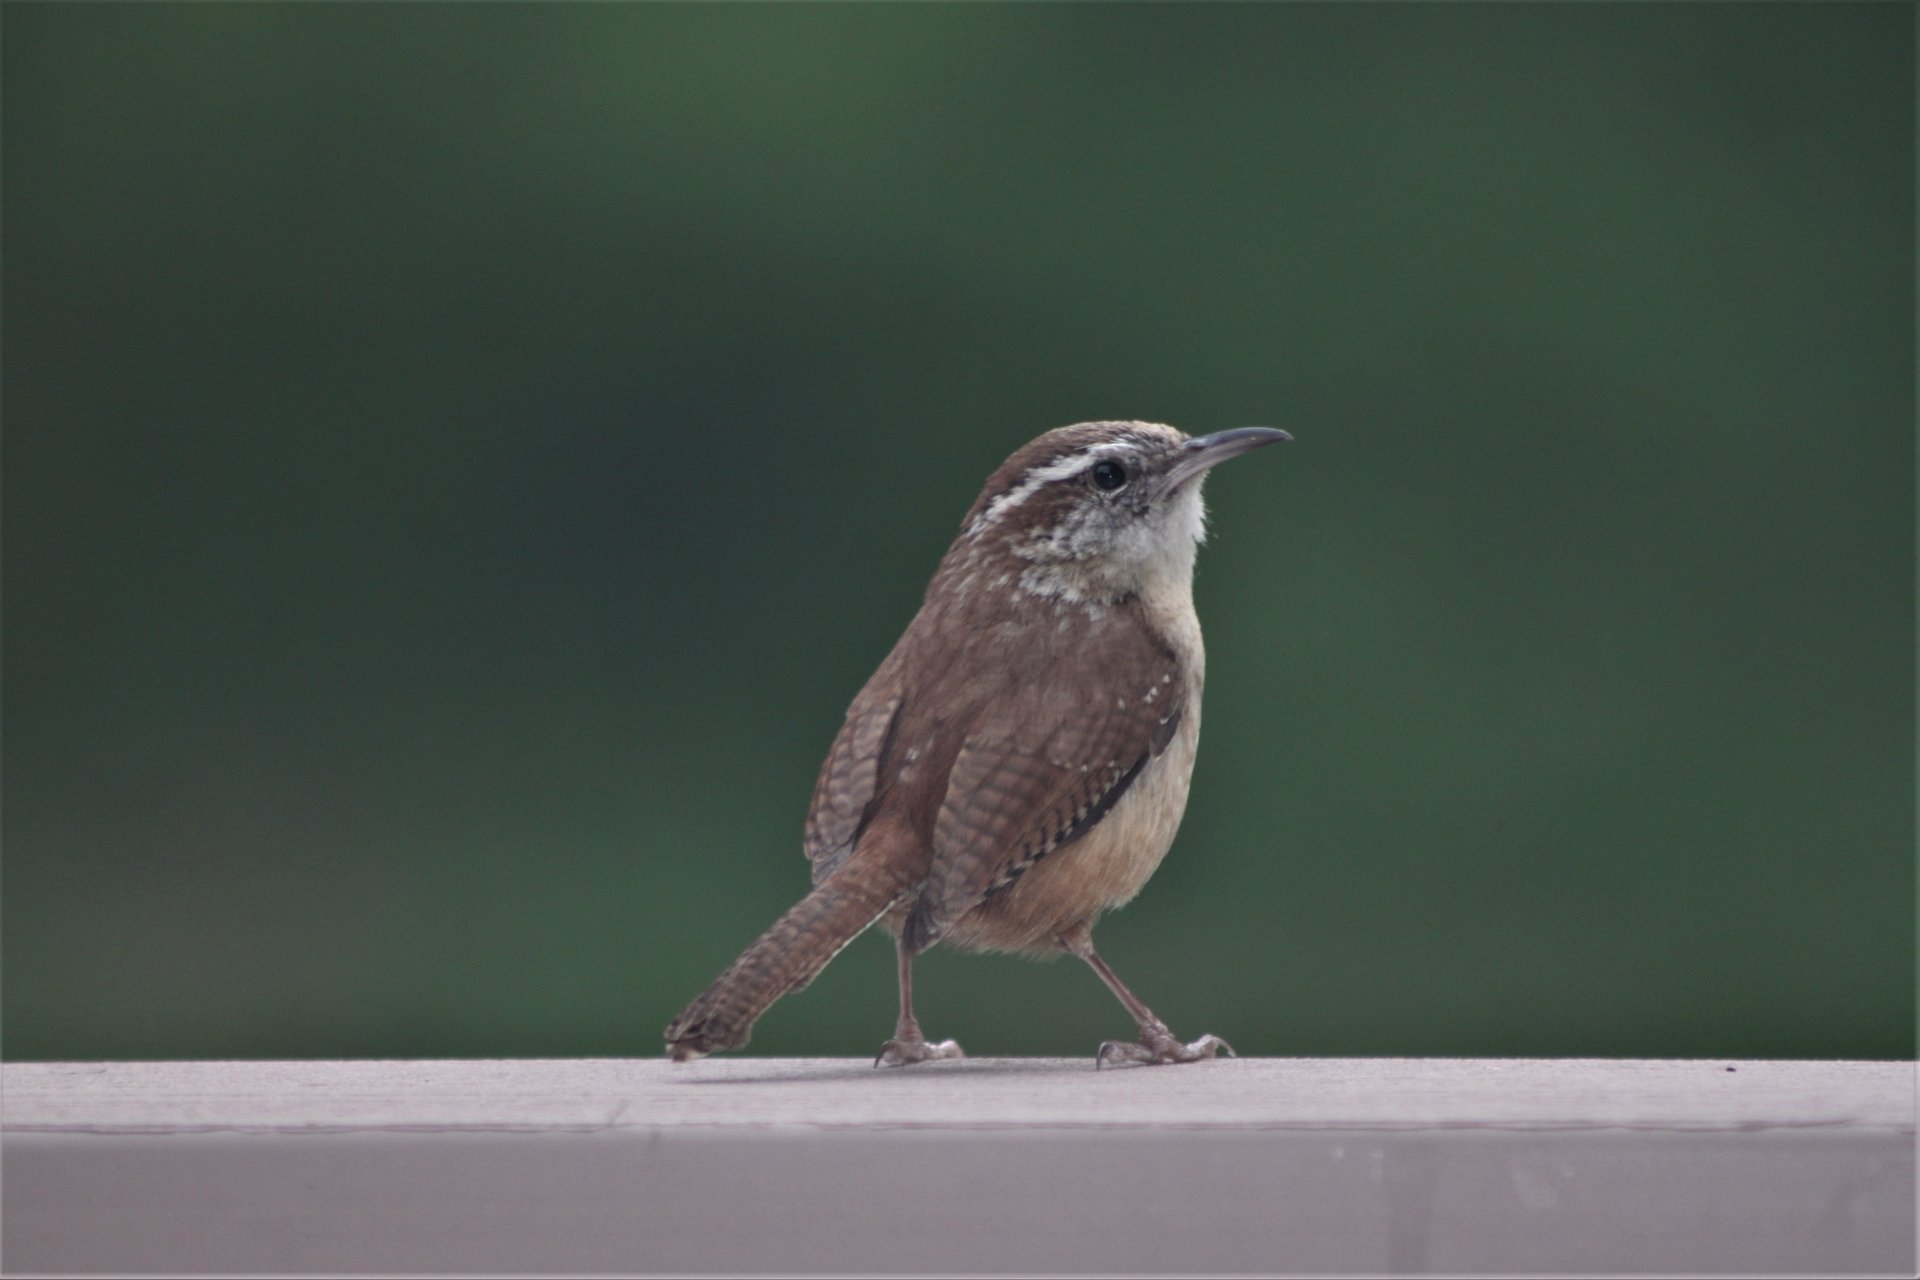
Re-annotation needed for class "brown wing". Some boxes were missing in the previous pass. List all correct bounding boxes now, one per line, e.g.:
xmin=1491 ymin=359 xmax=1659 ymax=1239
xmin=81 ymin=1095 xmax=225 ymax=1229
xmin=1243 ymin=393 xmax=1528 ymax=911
xmin=902 ymin=619 xmax=1185 ymax=952
xmin=803 ymin=657 xmax=904 ymax=882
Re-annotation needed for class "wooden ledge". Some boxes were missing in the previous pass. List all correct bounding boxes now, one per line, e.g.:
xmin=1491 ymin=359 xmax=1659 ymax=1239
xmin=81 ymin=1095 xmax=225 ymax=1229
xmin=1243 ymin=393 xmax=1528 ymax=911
xmin=4 ymin=1057 xmax=1914 ymax=1274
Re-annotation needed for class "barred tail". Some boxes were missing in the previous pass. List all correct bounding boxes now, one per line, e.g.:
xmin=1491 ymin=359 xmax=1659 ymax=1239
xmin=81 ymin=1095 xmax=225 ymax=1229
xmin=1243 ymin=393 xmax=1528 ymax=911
xmin=665 ymin=861 xmax=908 ymax=1060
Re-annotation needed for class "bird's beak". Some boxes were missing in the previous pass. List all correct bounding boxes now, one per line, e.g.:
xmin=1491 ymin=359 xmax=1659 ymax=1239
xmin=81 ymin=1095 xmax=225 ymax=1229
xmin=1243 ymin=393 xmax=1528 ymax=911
xmin=1164 ymin=427 xmax=1292 ymax=492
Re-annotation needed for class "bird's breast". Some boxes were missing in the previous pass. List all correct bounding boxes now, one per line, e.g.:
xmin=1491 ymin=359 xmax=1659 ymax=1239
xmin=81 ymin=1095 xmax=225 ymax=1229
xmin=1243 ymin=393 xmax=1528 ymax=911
xmin=940 ymin=659 xmax=1204 ymax=955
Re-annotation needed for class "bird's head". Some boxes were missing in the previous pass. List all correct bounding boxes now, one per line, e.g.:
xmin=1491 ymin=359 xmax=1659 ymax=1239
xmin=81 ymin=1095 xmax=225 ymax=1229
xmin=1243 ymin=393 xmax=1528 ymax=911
xmin=955 ymin=420 xmax=1290 ymax=604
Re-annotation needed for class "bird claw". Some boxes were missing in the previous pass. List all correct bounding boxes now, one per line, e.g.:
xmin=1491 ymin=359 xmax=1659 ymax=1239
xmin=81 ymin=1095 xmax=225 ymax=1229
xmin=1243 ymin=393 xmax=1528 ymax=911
xmin=875 ymin=1037 xmax=966 ymax=1068
xmin=1096 ymin=1031 xmax=1234 ymax=1069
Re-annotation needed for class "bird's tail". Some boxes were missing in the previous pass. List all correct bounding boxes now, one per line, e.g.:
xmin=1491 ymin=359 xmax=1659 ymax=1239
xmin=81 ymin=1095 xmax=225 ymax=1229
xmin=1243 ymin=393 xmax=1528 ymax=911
xmin=665 ymin=860 xmax=911 ymax=1061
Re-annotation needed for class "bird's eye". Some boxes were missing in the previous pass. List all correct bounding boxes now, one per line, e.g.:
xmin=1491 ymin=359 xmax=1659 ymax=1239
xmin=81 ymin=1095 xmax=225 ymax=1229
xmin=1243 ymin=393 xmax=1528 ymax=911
xmin=1090 ymin=459 xmax=1129 ymax=492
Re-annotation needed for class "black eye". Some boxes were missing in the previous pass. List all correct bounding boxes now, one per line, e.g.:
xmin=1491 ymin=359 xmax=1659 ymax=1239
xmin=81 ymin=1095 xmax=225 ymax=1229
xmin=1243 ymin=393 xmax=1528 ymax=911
xmin=1090 ymin=459 xmax=1128 ymax=491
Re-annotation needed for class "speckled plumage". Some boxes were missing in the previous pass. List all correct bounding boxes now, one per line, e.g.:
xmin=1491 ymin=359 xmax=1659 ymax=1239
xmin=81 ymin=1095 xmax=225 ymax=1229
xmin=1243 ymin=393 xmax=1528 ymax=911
xmin=666 ymin=421 xmax=1284 ymax=1064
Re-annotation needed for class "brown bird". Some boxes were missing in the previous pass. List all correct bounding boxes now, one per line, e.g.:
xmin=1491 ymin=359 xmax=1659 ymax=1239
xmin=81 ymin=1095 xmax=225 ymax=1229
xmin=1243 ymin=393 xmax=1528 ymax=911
xmin=665 ymin=420 xmax=1289 ymax=1067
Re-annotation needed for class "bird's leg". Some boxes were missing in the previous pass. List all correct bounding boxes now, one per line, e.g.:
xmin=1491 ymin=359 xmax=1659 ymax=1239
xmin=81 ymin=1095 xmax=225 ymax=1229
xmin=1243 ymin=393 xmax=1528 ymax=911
xmin=875 ymin=935 xmax=965 ymax=1067
xmin=1060 ymin=924 xmax=1234 ymax=1068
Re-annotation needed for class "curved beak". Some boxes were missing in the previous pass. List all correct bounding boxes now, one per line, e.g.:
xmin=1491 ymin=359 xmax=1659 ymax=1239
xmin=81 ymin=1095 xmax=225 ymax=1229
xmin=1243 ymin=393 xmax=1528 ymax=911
xmin=1164 ymin=426 xmax=1292 ymax=492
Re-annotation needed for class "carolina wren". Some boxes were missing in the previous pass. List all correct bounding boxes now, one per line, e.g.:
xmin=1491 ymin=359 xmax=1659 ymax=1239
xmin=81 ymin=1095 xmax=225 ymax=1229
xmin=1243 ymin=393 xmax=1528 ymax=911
xmin=666 ymin=420 xmax=1289 ymax=1067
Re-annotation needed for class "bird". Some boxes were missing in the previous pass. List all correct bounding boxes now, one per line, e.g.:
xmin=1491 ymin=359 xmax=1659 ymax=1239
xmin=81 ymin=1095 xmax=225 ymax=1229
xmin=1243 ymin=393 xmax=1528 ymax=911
xmin=665 ymin=420 xmax=1289 ymax=1067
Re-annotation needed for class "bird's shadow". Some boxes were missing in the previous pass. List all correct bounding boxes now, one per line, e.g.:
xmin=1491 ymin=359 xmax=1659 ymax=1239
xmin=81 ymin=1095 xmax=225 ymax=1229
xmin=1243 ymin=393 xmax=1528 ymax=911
xmin=674 ymin=1056 xmax=1100 ymax=1086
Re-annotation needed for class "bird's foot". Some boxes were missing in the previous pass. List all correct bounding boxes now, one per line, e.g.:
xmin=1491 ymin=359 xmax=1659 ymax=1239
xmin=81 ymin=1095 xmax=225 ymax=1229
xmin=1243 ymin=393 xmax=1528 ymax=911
xmin=875 ymin=1036 xmax=966 ymax=1068
xmin=1096 ymin=1027 xmax=1234 ymax=1069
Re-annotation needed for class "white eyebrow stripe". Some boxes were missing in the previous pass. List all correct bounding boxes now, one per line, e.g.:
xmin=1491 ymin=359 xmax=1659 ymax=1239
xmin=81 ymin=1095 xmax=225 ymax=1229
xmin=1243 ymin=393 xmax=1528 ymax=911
xmin=969 ymin=441 xmax=1134 ymax=534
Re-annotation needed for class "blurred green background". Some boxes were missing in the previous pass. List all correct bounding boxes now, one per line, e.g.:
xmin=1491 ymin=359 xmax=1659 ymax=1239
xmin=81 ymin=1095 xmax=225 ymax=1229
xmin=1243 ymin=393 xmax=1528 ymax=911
xmin=4 ymin=3 xmax=1911 ymax=1062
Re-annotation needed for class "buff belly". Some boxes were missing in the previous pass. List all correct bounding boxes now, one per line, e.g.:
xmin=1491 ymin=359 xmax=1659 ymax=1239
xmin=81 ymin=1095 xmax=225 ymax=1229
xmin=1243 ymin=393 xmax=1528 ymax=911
xmin=938 ymin=690 xmax=1203 ymax=955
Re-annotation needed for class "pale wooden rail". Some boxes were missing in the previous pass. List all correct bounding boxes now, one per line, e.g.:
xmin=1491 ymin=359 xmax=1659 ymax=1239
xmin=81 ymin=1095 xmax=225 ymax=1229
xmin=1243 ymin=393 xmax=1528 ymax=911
xmin=3 ymin=1057 xmax=1913 ymax=1275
